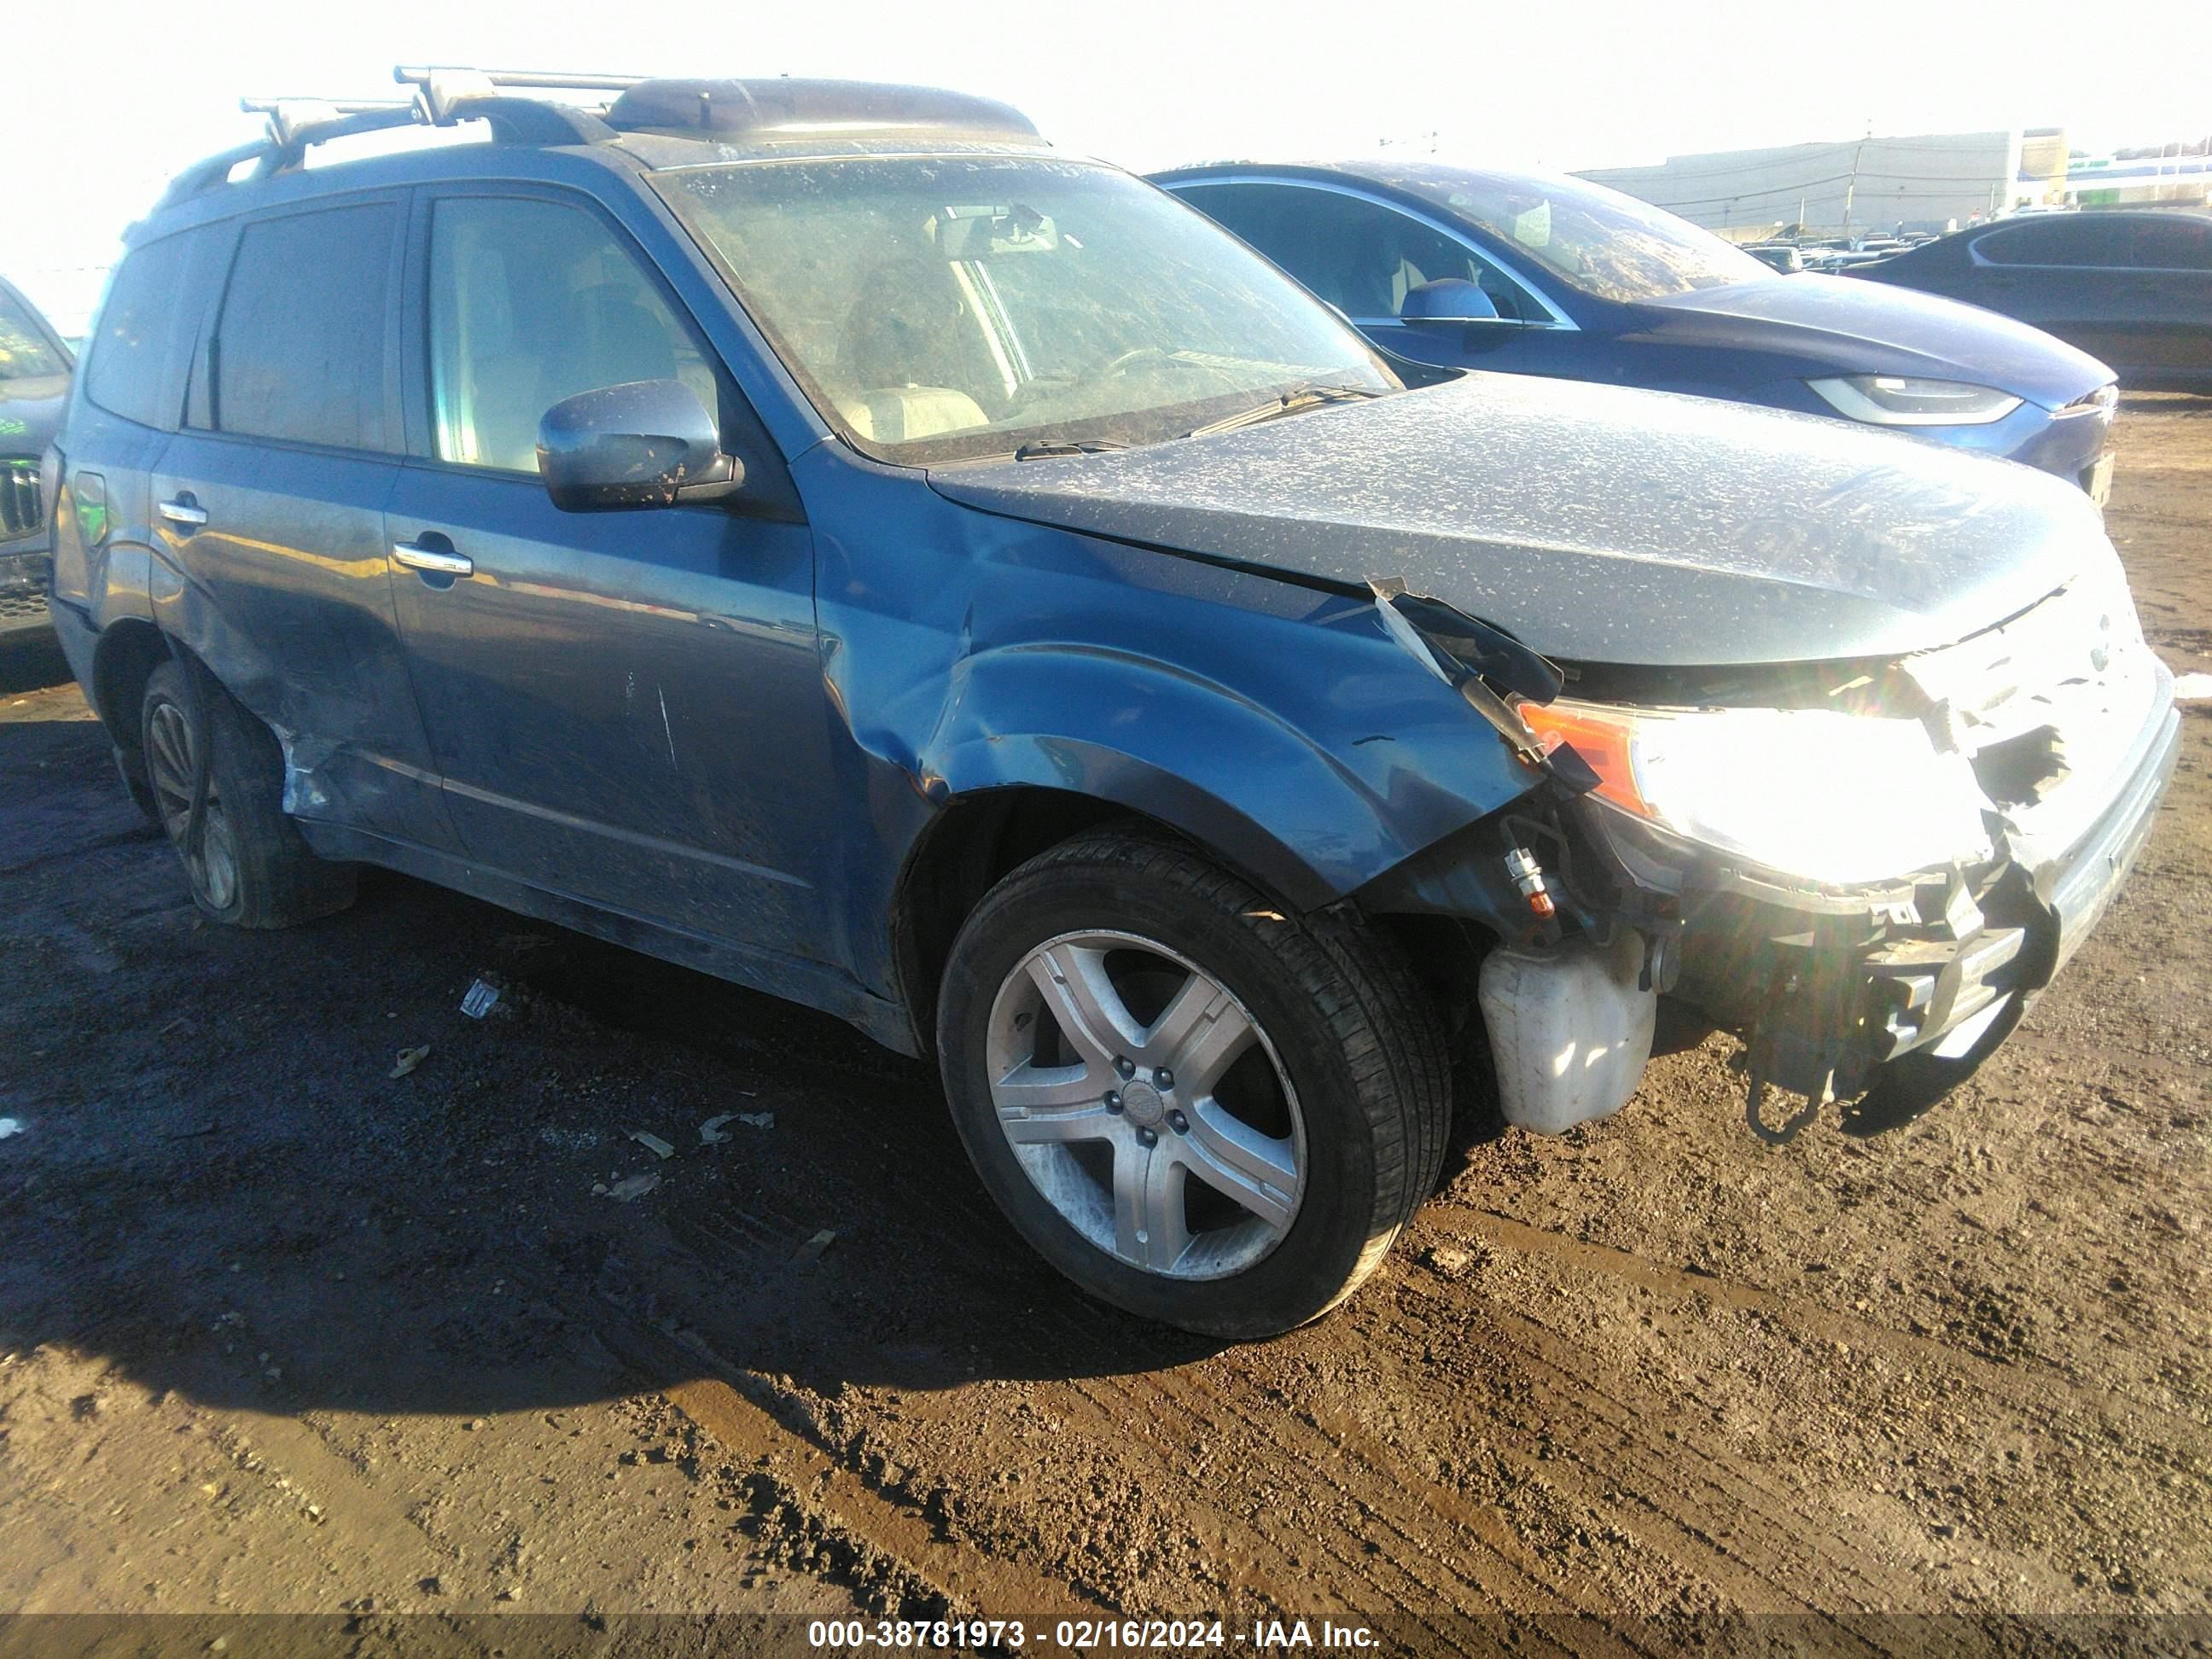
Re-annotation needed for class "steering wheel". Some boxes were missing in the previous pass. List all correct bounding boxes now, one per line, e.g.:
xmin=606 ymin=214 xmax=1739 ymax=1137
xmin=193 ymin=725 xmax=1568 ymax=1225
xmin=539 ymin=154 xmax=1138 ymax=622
xmin=1099 ymin=346 xmax=1173 ymax=377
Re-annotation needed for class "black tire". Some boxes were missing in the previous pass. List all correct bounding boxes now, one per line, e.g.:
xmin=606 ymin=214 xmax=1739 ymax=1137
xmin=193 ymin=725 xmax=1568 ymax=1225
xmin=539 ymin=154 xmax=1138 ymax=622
xmin=114 ymin=745 xmax=164 ymax=830
xmin=140 ymin=659 xmax=358 ymax=928
xmin=936 ymin=825 xmax=1449 ymax=1338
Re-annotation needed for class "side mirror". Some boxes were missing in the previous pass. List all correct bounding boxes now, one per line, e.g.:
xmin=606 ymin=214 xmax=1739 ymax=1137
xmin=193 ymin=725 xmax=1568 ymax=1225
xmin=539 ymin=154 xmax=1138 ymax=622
xmin=536 ymin=379 xmax=745 ymax=513
xmin=1400 ymin=277 xmax=1500 ymax=326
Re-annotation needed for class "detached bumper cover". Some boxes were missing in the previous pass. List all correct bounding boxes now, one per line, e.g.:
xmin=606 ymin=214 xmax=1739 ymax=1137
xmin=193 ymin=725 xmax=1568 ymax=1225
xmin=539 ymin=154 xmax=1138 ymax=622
xmin=1617 ymin=606 xmax=2178 ymax=1106
xmin=1866 ymin=690 xmax=2178 ymax=1065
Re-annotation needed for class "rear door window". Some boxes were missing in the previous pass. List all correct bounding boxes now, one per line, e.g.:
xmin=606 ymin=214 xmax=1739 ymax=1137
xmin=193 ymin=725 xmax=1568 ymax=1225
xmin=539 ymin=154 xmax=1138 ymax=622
xmin=84 ymin=231 xmax=215 ymax=427
xmin=208 ymin=203 xmax=399 ymax=451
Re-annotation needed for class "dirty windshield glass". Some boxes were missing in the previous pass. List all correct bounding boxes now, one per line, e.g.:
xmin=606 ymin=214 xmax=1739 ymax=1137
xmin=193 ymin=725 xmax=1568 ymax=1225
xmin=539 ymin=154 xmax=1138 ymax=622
xmin=656 ymin=157 xmax=1397 ymax=463
xmin=0 ymin=289 xmax=67 ymax=381
xmin=1410 ymin=172 xmax=1769 ymax=302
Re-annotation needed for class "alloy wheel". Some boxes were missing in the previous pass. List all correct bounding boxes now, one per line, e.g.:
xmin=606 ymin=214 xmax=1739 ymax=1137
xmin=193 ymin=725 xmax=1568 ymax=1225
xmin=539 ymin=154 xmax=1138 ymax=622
xmin=145 ymin=698 xmax=240 ymax=913
xmin=985 ymin=930 xmax=1305 ymax=1280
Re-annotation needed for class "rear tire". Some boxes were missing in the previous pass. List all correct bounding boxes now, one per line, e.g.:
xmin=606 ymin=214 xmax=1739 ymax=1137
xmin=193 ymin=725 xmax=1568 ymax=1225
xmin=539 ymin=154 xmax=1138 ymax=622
xmin=140 ymin=659 xmax=357 ymax=928
xmin=936 ymin=826 xmax=1448 ymax=1338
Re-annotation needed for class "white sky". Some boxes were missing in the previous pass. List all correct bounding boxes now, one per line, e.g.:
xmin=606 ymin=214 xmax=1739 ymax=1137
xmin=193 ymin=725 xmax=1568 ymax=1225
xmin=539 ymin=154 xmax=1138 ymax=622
xmin=5 ymin=0 xmax=2208 ymax=331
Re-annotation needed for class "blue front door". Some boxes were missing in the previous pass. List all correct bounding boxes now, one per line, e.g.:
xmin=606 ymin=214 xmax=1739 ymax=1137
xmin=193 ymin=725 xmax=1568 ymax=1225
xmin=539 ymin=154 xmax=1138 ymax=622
xmin=384 ymin=186 xmax=835 ymax=964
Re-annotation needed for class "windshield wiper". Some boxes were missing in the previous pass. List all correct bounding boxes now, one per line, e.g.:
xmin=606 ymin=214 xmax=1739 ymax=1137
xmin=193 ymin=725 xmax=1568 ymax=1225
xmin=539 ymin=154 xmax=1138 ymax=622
xmin=1185 ymin=383 xmax=1384 ymax=439
xmin=1011 ymin=439 xmax=1129 ymax=460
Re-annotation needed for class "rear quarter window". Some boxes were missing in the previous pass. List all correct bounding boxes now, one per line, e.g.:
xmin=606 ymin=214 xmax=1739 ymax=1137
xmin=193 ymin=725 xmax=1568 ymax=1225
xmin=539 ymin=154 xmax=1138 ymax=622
xmin=2132 ymin=217 xmax=2212 ymax=271
xmin=1976 ymin=218 xmax=2135 ymax=268
xmin=209 ymin=203 xmax=398 ymax=451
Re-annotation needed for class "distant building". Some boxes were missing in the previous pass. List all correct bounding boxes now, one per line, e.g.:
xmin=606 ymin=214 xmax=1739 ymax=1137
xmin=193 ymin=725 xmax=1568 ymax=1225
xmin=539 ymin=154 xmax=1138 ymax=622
xmin=2063 ymin=148 xmax=2211 ymax=210
xmin=1577 ymin=131 xmax=2055 ymax=239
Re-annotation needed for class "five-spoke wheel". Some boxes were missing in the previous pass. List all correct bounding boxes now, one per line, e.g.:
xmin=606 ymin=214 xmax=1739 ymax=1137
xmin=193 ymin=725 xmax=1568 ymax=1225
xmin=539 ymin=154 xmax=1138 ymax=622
xmin=988 ymin=930 xmax=1303 ymax=1280
xmin=939 ymin=827 xmax=1449 ymax=1337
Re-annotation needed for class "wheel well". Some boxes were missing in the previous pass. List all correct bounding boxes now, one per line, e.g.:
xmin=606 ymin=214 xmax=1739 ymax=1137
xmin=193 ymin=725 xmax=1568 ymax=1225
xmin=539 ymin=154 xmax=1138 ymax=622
xmin=90 ymin=620 xmax=170 ymax=752
xmin=892 ymin=789 xmax=1187 ymax=1056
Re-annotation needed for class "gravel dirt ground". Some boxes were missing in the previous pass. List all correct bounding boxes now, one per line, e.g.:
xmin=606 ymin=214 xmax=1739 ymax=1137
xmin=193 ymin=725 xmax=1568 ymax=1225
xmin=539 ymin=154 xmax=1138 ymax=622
xmin=0 ymin=398 xmax=2207 ymax=1656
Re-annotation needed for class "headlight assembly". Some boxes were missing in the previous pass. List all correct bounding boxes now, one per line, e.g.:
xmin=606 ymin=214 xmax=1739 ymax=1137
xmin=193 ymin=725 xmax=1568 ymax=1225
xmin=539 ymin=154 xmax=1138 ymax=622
xmin=1807 ymin=375 xmax=2023 ymax=427
xmin=1522 ymin=700 xmax=1994 ymax=887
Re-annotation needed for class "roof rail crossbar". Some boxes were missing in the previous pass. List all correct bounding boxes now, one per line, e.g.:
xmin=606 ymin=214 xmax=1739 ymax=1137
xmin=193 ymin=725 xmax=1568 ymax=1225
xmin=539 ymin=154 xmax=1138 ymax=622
xmin=394 ymin=66 xmax=649 ymax=92
xmin=254 ymin=104 xmax=425 ymax=172
xmin=155 ymin=78 xmax=622 ymax=210
xmin=239 ymin=96 xmax=413 ymax=149
xmin=434 ymin=96 xmax=617 ymax=146
xmin=240 ymin=97 xmax=411 ymax=114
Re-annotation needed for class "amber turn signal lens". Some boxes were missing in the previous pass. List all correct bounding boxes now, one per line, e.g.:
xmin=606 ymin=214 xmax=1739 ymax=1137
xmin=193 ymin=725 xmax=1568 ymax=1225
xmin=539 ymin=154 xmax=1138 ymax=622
xmin=1519 ymin=704 xmax=1649 ymax=817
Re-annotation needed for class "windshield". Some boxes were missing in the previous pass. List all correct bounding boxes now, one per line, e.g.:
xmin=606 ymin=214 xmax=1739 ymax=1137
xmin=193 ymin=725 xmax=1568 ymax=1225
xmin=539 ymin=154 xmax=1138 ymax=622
xmin=1405 ymin=172 xmax=1771 ymax=303
xmin=0 ymin=288 xmax=67 ymax=381
xmin=655 ymin=156 xmax=1398 ymax=463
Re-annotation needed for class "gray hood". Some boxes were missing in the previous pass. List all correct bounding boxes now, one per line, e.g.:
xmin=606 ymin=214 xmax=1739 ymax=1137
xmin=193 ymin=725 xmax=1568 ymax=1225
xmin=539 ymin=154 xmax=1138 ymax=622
xmin=928 ymin=372 xmax=2110 ymax=667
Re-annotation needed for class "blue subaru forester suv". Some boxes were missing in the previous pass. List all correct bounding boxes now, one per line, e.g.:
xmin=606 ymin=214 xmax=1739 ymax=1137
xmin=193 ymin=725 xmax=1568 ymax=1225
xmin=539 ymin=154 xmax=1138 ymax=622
xmin=46 ymin=72 xmax=2178 ymax=1336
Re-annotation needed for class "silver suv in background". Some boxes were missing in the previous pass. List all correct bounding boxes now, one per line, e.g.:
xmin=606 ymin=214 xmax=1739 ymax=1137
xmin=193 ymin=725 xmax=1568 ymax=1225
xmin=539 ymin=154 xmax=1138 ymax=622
xmin=0 ymin=276 xmax=73 ymax=610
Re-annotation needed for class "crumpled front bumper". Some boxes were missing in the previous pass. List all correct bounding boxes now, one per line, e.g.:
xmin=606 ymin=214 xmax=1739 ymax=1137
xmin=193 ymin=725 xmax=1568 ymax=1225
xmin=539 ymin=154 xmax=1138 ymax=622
xmin=1866 ymin=688 xmax=2179 ymax=1068
xmin=1658 ymin=655 xmax=2181 ymax=1111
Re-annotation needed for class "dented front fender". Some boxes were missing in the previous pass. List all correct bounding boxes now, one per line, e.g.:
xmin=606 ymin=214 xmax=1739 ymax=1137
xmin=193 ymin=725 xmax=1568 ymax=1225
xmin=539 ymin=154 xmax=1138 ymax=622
xmin=806 ymin=446 xmax=1556 ymax=976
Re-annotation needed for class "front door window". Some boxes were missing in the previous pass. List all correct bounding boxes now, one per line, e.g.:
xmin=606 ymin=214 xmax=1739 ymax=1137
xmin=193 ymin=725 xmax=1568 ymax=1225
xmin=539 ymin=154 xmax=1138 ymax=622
xmin=1176 ymin=183 xmax=1545 ymax=323
xmin=428 ymin=195 xmax=724 ymax=472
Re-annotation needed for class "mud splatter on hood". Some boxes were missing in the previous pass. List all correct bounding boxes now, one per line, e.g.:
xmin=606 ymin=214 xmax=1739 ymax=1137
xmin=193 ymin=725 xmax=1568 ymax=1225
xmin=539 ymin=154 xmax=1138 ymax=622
xmin=928 ymin=371 xmax=2112 ymax=667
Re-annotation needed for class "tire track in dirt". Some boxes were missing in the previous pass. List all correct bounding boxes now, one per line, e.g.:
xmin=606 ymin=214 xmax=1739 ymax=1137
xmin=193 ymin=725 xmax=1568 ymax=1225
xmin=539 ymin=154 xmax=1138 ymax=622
xmin=1059 ymin=1371 xmax=1505 ymax=1656
xmin=1381 ymin=1267 xmax=2015 ymax=1658
xmin=1432 ymin=1203 xmax=2212 ymax=1447
xmin=1166 ymin=1348 xmax=1670 ymax=1640
xmin=515 ymin=1273 xmax=1106 ymax=1623
xmin=837 ymin=1191 xmax=1597 ymax=1636
xmin=1394 ymin=1267 xmax=1925 ymax=1609
xmin=589 ymin=1132 xmax=1570 ymax=1641
xmin=1104 ymin=1365 xmax=1627 ymax=1656
xmin=529 ymin=1039 xmax=1866 ymax=1636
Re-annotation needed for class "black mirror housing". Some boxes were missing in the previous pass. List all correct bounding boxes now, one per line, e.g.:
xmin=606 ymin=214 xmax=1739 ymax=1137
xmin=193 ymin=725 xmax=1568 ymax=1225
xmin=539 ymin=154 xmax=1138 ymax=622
xmin=1400 ymin=277 xmax=1500 ymax=326
xmin=536 ymin=379 xmax=746 ymax=513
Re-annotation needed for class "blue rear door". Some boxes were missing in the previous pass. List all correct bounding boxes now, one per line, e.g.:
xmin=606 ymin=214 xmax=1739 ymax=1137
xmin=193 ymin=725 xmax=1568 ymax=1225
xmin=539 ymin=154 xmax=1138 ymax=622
xmin=148 ymin=193 xmax=457 ymax=853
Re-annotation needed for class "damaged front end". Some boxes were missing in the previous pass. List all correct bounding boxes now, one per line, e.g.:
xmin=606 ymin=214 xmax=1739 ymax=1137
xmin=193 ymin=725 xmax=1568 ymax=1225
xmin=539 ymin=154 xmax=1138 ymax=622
xmin=1359 ymin=568 xmax=2180 ymax=1143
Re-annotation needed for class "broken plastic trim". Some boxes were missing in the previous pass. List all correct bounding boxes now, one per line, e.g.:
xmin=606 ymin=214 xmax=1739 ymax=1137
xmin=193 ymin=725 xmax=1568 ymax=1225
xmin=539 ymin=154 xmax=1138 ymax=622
xmin=1368 ymin=578 xmax=1562 ymax=701
xmin=1368 ymin=579 xmax=1598 ymax=788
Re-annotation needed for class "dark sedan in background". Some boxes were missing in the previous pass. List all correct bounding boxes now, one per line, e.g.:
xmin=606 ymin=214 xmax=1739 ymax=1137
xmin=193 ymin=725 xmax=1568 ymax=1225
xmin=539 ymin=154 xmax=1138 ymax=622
xmin=1154 ymin=161 xmax=2121 ymax=498
xmin=1851 ymin=211 xmax=2212 ymax=393
xmin=0 ymin=275 xmax=72 ymax=607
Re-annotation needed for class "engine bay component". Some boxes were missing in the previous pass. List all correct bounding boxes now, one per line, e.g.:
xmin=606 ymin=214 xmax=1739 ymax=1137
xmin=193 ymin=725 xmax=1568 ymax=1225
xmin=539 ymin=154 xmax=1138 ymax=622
xmin=1478 ymin=930 xmax=1656 ymax=1135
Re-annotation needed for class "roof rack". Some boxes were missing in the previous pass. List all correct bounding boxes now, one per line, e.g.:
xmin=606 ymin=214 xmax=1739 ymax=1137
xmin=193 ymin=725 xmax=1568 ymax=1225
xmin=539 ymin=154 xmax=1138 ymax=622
xmin=238 ymin=97 xmax=415 ymax=150
xmin=393 ymin=67 xmax=648 ymax=92
xmin=155 ymin=70 xmax=626 ymax=209
xmin=602 ymin=79 xmax=1043 ymax=144
xmin=154 ymin=65 xmax=1047 ymax=212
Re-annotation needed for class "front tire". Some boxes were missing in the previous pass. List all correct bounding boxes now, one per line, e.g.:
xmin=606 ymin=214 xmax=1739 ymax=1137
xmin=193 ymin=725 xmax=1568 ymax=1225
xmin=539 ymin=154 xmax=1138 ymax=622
xmin=936 ymin=827 xmax=1448 ymax=1338
xmin=141 ymin=659 xmax=357 ymax=928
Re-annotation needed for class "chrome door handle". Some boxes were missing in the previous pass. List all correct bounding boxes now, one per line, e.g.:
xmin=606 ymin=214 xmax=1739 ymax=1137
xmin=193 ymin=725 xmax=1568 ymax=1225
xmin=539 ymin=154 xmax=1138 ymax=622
xmin=157 ymin=497 xmax=207 ymax=528
xmin=391 ymin=540 xmax=474 ymax=578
